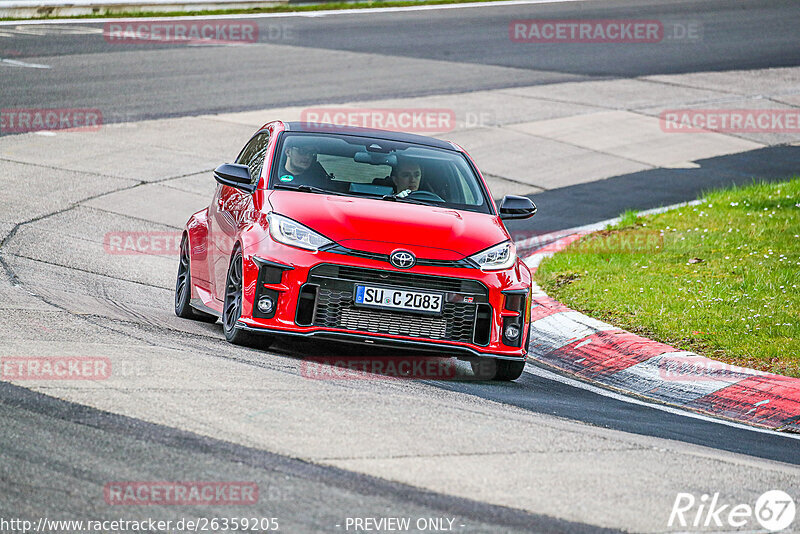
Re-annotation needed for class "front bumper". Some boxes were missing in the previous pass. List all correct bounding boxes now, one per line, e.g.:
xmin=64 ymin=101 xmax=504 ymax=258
xmin=238 ymin=244 xmax=531 ymax=359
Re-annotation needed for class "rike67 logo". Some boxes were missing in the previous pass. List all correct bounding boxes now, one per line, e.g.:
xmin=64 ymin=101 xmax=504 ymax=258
xmin=669 ymin=490 xmax=796 ymax=532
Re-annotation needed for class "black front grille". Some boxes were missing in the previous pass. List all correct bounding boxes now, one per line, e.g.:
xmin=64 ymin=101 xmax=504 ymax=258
xmin=304 ymin=264 xmax=489 ymax=345
xmin=312 ymin=264 xmax=486 ymax=293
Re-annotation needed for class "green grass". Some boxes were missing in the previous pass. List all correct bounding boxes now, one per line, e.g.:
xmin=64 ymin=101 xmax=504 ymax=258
xmin=535 ymin=178 xmax=800 ymax=378
xmin=0 ymin=0 xmax=506 ymax=21
xmin=616 ymin=209 xmax=639 ymax=228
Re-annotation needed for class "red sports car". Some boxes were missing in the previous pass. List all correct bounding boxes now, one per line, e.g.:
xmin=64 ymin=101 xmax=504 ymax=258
xmin=175 ymin=121 xmax=537 ymax=380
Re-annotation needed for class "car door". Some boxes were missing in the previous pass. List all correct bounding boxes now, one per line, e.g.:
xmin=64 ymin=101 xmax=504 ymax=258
xmin=210 ymin=131 xmax=270 ymax=302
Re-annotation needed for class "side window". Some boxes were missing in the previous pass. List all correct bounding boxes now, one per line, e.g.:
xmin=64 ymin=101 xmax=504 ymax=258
xmin=236 ymin=132 xmax=270 ymax=185
xmin=452 ymin=163 xmax=483 ymax=206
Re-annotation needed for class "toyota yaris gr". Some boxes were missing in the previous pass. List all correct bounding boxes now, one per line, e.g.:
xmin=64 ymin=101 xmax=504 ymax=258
xmin=175 ymin=121 xmax=537 ymax=380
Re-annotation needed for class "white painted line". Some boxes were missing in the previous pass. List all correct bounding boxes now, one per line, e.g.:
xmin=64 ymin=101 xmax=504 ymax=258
xmin=0 ymin=0 xmax=589 ymax=25
xmin=525 ymin=363 xmax=800 ymax=440
xmin=0 ymin=58 xmax=51 ymax=68
xmin=0 ymin=24 xmax=102 ymax=34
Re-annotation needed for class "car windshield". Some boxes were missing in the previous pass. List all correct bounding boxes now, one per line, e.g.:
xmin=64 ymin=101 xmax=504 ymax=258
xmin=269 ymin=132 xmax=492 ymax=214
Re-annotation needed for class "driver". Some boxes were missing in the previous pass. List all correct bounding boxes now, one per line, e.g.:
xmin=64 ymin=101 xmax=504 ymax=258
xmin=390 ymin=159 xmax=423 ymax=195
xmin=278 ymin=140 xmax=333 ymax=189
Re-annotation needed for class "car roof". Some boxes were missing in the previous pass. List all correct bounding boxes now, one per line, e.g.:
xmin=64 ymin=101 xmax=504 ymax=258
xmin=283 ymin=121 xmax=456 ymax=151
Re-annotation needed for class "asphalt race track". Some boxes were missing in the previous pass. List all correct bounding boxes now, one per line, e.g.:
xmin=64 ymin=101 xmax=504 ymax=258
xmin=1 ymin=0 xmax=799 ymax=532
xmin=1 ymin=0 xmax=800 ymax=122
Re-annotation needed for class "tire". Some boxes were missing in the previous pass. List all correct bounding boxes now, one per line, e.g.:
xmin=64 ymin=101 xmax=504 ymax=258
xmin=175 ymin=234 xmax=218 ymax=323
xmin=222 ymin=250 xmax=273 ymax=348
xmin=471 ymin=358 xmax=526 ymax=381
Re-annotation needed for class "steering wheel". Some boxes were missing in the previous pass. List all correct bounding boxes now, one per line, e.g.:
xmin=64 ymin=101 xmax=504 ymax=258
xmin=408 ymin=190 xmax=445 ymax=202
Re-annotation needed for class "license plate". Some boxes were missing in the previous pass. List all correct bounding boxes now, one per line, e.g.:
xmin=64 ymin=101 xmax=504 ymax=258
xmin=354 ymin=285 xmax=444 ymax=315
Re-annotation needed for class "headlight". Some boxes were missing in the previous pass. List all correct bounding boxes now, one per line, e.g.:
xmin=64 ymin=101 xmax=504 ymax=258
xmin=267 ymin=213 xmax=333 ymax=251
xmin=469 ymin=241 xmax=516 ymax=271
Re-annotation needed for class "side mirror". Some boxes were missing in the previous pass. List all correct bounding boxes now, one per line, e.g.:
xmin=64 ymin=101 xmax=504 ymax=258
xmin=214 ymin=163 xmax=256 ymax=193
xmin=499 ymin=195 xmax=537 ymax=220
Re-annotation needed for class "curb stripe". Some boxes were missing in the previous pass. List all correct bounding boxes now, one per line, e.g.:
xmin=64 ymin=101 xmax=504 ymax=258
xmin=529 ymin=296 xmax=572 ymax=322
xmin=528 ymin=310 xmax=618 ymax=354
xmin=606 ymin=352 xmax=748 ymax=405
xmin=521 ymin=219 xmax=800 ymax=431
xmin=542 ymin=331 xmax=675 ymax=379
xmin=687 ymin=375 xmax=800 ymax=429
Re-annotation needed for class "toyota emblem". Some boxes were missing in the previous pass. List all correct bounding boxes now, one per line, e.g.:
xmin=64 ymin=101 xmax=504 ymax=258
xmin=390 ymin=250 xmax=416 ymax=269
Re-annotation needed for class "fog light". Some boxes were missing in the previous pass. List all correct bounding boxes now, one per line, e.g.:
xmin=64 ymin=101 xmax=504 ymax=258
xmin=504 ymin=324 xmax=520 ymax=340
xmin=257 ymin=296 xmax=274 ymax=314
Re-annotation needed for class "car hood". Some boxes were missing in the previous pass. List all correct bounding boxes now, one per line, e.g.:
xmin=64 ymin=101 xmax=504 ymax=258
xmin=267 ymin=190 xmax=509 ymax=260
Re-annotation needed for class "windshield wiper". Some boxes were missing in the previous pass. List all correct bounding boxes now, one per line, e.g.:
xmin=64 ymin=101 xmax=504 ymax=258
xmin=272 ymin=183 xmax=345 ymax=196
xmin=381 ymin=193 xmax=436 ymax=206
xmin=273 ymin=183 xmax=436 ymax=205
